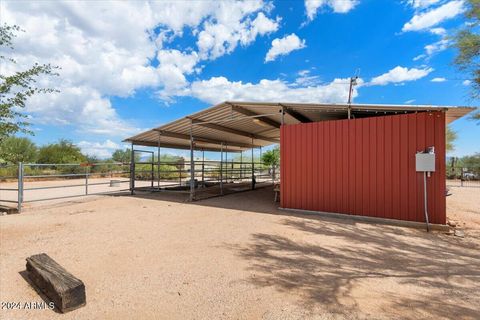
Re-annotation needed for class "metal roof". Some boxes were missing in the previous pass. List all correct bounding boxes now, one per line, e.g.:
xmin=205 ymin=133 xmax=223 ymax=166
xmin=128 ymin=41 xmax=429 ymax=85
xmin=124 ymin=101 xmax=475 ymax=152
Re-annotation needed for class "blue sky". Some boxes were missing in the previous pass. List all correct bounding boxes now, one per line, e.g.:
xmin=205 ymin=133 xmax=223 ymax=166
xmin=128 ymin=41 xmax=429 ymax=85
xmin=2 ymin=0 xmax=478 ymax=158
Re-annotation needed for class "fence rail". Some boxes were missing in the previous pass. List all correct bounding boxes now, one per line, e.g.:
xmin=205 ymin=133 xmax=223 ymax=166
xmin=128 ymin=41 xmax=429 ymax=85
xmin=446 ymin=166 xmax=480 ymax=188
xmin=1 ymin=159 xmax=278 ymax=212
xmin=0 ymin=162 xmax=132 ymax=212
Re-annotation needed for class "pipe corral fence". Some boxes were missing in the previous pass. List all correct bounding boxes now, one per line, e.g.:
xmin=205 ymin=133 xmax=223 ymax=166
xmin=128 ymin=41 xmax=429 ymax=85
xmin=129 ymin=145 xmax=276 ymax=200
xmin=2 ymin=159 xmax=476 ymax=213
xmin=0 ymin=162 xmax=131 ymax=212
xmin=0 ymin=155 xmax=277 ymax=212
xmin=0 ymin=160 xmax=477 ymax=213
xmin=446 ymin=166 xmax=480 ymax=188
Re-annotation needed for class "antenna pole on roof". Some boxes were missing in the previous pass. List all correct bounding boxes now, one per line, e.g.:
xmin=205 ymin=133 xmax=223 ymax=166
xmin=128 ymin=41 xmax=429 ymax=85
xmin=347 ymin=76 xmax=359 ymax=105
xmin=347 ymin=70 xmax=360 ymax=119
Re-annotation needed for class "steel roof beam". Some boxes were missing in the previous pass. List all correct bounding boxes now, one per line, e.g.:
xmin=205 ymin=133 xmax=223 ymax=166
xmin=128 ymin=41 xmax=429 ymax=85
xmin=282 ymin=106 xmax=312 ymax=123
xmin=153 ymin=129 xmax=261 ymax=149
xmin=230 ymin=104 xmax=282 ymax=129
xmin=128 ymin=139 xmax=244 ymax=152
xmin=190 ymin=118 xmax=279 ymax=143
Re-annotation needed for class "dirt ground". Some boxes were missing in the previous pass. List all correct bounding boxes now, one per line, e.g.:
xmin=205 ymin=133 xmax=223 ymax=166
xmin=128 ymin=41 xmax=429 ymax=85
xmin=0 ymin=186 xmax=479 ymax=320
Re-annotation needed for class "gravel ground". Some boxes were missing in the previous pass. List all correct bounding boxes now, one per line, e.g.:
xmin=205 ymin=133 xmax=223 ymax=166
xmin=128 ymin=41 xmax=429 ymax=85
xmin=0 ymin=186 xmax=479 ymax=319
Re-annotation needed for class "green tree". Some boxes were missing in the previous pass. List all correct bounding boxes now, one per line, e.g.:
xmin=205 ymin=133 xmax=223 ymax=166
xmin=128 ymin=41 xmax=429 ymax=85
xmin=452 ymin=0 xmax=480 ymax=121
xmin=37 ymin=139 xmax=86 ymax=164
xmin=446 ymin=127 xmax=457 ymax=153
xmin=0 ymin=136 xmax=37 ymax=164
xmin=85 ymin=154 xmax=100 ymax=163
xmin=261 ymin=146 xmax=280 ymax=179
xmin=111 ymin=148 xmax=142 ymax=163
xmin=0 ymin=24 xmax=58 ymax=142
xmin=458 ymin=153 xmax=480 ymax=168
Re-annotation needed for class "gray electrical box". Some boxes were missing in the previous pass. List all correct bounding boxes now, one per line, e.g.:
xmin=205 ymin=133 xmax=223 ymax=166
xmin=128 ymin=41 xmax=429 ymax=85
xmin=416 ymin=153 xmax=435 ymax=172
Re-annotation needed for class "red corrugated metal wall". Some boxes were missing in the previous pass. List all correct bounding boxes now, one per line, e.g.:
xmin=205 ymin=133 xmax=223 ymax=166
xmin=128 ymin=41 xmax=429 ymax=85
xmin=280 ymin=111 xmax=446 ymax=224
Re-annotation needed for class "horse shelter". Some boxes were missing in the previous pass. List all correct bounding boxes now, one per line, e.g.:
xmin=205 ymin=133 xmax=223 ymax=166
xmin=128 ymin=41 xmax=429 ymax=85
xmin=125 ymin=101 xmax=474 ymax=227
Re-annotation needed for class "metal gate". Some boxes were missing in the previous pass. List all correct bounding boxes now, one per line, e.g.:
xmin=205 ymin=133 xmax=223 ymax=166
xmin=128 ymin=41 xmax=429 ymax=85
xmin=0 ymin=162 xmax=131 ymax=212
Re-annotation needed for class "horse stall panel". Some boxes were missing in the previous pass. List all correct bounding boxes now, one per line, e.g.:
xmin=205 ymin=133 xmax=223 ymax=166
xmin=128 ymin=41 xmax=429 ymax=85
xmin=280 ymin=112 xmax=446 ymax=224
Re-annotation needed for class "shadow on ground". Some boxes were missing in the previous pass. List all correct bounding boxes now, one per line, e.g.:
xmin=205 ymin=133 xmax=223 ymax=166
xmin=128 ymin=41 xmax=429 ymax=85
xmin=232 ymin=218 xmax=480 ymax=318
xmin=18 ymin=271 xmax=62 ymax=314
xmin=129 ymin=185 xmax=280 ymax=215
xmin=130 ymin=185 xmax=480 ymax=318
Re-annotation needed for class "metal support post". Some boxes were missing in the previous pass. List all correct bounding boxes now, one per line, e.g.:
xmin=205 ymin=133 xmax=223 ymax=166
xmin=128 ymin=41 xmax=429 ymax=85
xmin=461 ymin=168 xmax=464 ymax=187
xmin=151 ymin=153 xmax=154 ymax=189
xmin=85 ymin=166 xmax=89 ymax=195
xmin=280 ymin=106 xmax=284 ymax=184
xmin=220 ymin=143 xmax=224 ymax=195
xmin=240 ymin=152 xmax=243 ymax=180
xmin=189 ymin=121 xmax=195 ymax=201
xmin=202 ymin=150 xmax=205 ymax=185
xmin=225 ymin=144 xmax=228 ymax=183
xmin=17 ymin=162 xmax=23 ymax=213
xmin=130 ymin=143 xmax=134 ymax=195
xmin=251 ymin=138 xmax=255 ymax=190
xmin=158 ymin=132 xmax=161 ymax=189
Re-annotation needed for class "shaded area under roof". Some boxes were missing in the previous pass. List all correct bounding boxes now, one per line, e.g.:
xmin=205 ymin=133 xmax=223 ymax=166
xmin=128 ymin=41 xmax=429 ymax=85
xmin=124 ymin=101 xmax=475 ymax=152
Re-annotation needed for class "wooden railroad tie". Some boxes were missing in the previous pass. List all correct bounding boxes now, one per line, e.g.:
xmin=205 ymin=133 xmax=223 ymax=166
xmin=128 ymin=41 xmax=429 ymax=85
xmin=25 ymin=253 xmax=86 ymax=313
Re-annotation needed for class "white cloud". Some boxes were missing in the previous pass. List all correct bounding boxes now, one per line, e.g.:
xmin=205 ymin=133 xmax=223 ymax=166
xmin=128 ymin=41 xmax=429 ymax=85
xmin=25 ymin=86 xmax=142 ymax=136
xmin=294 ymin=69 xmax=321 ymax=86
xmin=265 ymin=34 xmax=306 ymax=62
xmin=429 ymin=27 xmax=446 ymax=35
xmin=413 ymin=54 xmax=427 ymax=61
xmin=431 ymin=77 xmax=446 ymax=82
xmin=408 ymin=0 xmax=441 ymax=9
xmin=413 ymin=31 xmax=449 ymax=61
xmin=1 ymin=0 xmax=279 ymax=137
xmin=305 ymin=0 xmax=359 ymax=20
xmin=155 ymin=49 xmax=200 ymax=95
xmin=196 ymin=3 xmax=279 ymax=59
xmin=369 ymin=66 xmax=433 ymax=86
xmin=425 ymin=39 xmax=450 ymax=55
xmin=463 ymin=80 xmax=472 ymax=86
xmin=402 ymin=1 xmax=465 ymax=32
xmin=405 ymin=99 xmax=416 ymax=104
xmin=174 ymin=76 xmax=361 ymax=105
xmin=78 ymin=139 xmax=121 ymax=159
xmin=249 ymin=12 xmax=281 ymax=40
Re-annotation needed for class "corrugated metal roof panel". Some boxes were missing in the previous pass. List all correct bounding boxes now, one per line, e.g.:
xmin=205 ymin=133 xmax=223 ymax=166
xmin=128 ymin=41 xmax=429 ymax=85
xmin=124 ymin=101 xmax=475 ymax=151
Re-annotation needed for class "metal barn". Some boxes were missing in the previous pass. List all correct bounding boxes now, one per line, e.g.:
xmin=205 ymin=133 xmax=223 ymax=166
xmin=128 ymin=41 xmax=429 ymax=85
xmin=125 ymin=101 xmax=473 ymax=226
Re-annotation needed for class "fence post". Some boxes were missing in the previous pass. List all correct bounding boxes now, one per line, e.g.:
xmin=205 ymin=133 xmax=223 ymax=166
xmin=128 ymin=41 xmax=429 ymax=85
xmin=461 ymin=168 xmax=464 ymax=187
xmin=17 ymin=162 xmax=23 ymax=213
xmin=85 ymin=166 xmax=89 ymax=195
